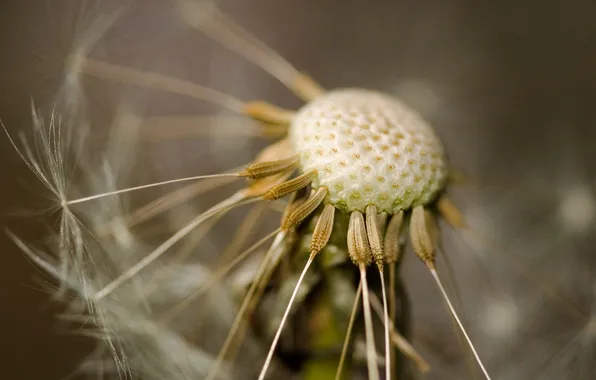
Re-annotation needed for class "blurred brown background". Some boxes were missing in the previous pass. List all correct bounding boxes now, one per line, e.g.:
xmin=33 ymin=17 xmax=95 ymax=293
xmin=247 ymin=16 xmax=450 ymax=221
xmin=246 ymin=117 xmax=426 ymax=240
xmin=1 ymin=0 xmax=595 ymax=379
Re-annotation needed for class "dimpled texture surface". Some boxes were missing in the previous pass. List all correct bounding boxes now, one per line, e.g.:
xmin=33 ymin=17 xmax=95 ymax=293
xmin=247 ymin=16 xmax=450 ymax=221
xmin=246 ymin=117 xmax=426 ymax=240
xmin=289 ymin=88 xmax=448 ymax=213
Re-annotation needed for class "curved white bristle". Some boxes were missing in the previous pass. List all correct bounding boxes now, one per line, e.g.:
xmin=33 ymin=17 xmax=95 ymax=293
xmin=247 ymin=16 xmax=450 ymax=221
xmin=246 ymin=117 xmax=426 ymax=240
xmin=430 ymin=268 xmax=492 ymax=380
xmin=257 ymin=254 xmax=315 ymax=380
xmin=4 ymin=107 xmax=88 ymax=293
xmin=66 ymin=171 xmax=239 ymax=206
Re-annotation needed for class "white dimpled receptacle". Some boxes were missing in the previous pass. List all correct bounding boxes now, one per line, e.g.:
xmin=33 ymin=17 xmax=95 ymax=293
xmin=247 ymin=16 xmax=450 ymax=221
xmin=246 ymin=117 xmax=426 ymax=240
xmin=289 ymin=88 xmax=448 ymax=213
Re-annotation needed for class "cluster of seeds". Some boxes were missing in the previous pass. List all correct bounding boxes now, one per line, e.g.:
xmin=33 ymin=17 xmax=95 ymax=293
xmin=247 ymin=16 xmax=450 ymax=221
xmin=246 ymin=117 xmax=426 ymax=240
xmin=64 ymin=51 xmax=487 ymax=378
xmin=6 ymin=2 xmax=497 ymax=379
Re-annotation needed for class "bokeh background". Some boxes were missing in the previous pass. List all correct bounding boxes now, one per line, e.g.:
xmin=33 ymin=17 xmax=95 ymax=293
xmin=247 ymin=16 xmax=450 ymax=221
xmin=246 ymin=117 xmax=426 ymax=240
xmin=1 ymin=0 xmax=595 ymax=379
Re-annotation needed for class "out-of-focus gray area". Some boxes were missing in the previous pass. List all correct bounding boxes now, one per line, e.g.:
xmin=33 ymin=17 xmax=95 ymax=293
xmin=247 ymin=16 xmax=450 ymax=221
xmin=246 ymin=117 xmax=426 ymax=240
xmin=1 ymin=0 xmax=595 ymax=379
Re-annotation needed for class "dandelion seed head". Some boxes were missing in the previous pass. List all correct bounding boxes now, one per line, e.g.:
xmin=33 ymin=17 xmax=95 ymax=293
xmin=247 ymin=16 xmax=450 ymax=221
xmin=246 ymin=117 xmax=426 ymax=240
xmin=290 ymin=88 xmax=448 ymax=213
xmin=10 ymin=1 xmax=526 ymax=379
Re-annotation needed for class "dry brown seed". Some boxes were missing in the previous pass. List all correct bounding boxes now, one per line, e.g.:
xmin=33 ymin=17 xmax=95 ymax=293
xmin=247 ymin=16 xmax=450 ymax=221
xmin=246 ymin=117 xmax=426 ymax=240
xmin=263 ymin=170 xmax=317 ymax=200
xmin=280 ymin=186 xmax=309 ymax=226
xmin=240 ymin=156 xmax=299 ymax=179
xmin=244 ymin=169 xmax=295 ymax=198
xmin=410 ymin=205 xmax=435 ymax=267
xmin=384 ymin=210 xmax=405 ymax=264
xmin=365 ymin=205 xmax=384 ymax=268
xmin=437 ymin=195 xmax=468 ymax=228
xmin=347 ymin=211 xmax=373 ymax=266
xmin=377 ymin=211 xmax=388 ymax=233
xmin=309 ymin=203 xmax=336 ymax=254
xmin=281 ymin=187 xmax=328 ymax=230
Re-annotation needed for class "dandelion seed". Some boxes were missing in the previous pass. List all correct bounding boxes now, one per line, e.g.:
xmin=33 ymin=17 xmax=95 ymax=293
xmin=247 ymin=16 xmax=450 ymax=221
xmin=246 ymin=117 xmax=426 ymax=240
xmin=3 ymin=107 xmax=87 ymax=293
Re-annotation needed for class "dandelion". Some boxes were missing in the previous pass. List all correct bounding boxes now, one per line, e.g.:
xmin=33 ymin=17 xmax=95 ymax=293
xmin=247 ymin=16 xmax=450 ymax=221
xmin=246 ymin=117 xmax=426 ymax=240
xmin=7 ymin=1 xmax=596 ymax=380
